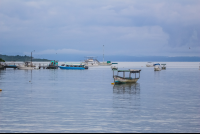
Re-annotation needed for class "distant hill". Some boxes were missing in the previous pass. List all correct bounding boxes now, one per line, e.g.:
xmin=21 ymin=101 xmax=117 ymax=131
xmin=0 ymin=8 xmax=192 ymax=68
xmin=0 ymin=54 xmax=51 ymax=62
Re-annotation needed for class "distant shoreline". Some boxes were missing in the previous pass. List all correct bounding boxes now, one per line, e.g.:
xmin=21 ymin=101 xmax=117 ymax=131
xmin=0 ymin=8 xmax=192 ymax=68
xmin=0 ymin=54 xmax=51 ymax=62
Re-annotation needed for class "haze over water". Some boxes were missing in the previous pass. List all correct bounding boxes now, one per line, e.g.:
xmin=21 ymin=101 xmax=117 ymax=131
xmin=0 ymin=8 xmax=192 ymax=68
xmin=0 ymin=62 xmax=200 ymax=132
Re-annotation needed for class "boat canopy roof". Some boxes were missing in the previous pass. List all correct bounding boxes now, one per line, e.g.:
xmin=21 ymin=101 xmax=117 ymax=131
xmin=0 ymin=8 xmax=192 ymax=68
xmin=117 ymin=69 xmax=141 ymax=73
xmin=154 ymin=63 xmax=160 ymax=65
xmin=112 ymin=63 xmax=118 ymax=64
xmin=161 ymin=64 xmax=166 ymax=65
xmin=64 ymin=62 xmax=84 ymax=65
xmin=50 ymin=60 xmax=58 ymax=64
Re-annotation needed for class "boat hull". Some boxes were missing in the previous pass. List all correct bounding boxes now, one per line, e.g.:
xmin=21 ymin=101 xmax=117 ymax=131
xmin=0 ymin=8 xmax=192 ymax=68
xmin=46 ymin=65 xmax=58 ymax=69
xmin=154 ymin=67 xmax=161 ymax=71
xmin=60 ymin=66 xmax=85 ymax=70
xmin=146 ymin=65 xmax=154 ymax=67
xmin=114 ymin=76 xmax=139 ymax=83
xmin=83 ymin=63 xmax=99 ymax=67
xmin=17 ymin=66 xmax=35 ymax=70
xmin=99 ymin=63 xmax=112 ymax=66
xmin=4 ymin=65 xmax=17 ymax=68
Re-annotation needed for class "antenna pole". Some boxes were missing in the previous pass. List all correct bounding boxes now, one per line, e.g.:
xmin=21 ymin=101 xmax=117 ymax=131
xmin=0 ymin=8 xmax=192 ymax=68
xmin=103 ymin=45 xmax=104 ymax=63
xmin=31 ymin=51 xmax=32 ymax=66
xmin=31 ymin=50 xmax=35 ymax=67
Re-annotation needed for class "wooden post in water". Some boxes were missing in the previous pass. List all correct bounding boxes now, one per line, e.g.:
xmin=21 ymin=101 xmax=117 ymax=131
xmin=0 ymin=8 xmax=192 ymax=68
xmin=123 ymin=72 xmax=125 ymax=78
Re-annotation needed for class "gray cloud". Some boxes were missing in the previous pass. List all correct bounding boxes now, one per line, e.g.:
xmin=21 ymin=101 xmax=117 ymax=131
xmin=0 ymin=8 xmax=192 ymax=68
xmin=0 ymin=0 xmax=199 ymax=57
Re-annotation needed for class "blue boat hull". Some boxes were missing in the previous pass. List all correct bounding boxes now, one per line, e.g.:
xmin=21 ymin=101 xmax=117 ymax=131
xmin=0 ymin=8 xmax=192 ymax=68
xmin=59 ymin=66 xmax=85 ymax=70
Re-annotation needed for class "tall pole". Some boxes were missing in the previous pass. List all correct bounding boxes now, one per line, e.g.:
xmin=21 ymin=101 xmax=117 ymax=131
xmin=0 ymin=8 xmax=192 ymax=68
xmin=31 ymin=50 xmax=35 ymax=67
xmin=31 ymin=52 xmax=32 ymax=66
xmin=103 ymin=45 xmax=104 ymax=63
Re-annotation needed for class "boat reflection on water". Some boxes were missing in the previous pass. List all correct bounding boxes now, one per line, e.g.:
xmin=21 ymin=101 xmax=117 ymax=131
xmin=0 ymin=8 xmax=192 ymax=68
xmin=112 ymin=83 xmax=140 ymax=109
xmin=113 ymin=83 xmax=140 ymax=95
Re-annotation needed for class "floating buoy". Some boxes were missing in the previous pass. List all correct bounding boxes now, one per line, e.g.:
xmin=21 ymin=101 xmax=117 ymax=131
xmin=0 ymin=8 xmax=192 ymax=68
xmin=0 ymin=89 xmax=2 ymax=91
xmin=111 ymin=83 xmax=114 ymax=85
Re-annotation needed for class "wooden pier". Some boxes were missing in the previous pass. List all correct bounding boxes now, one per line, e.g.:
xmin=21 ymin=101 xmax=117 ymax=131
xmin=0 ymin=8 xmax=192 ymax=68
xmin=38 ymin=63 xmax=49 ymax=69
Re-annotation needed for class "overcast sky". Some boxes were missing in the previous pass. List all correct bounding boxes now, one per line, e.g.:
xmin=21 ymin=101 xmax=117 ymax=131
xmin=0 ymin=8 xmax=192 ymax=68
xmin=0 ymin=0 xmax=199 ymax=59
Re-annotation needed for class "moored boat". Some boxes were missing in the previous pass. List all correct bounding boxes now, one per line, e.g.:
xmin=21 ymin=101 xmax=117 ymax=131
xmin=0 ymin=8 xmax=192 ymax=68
xmin=111 ymin=63 xmax=118 ymax=70
xmin=99 ymin=61 xmax=112 ymax=66
xmin=17 ymin=62 xmax=36 ymax=70
xmin=154 ymin=63 xmax=161 ymax=71
xmin=146 ymin=62 xmax=154 ymax=67
xmin=161 ymin=64 xmax=166 ymax=70
xmin=59 ymin=62 xmax=88 ymax=70
xmin=114 ymin=69 xmax=141 ymax=84
xmin=46 ymin=60 xmax=58 ymax=69
xmin=82 ymin=56 xmax=99 ymax=67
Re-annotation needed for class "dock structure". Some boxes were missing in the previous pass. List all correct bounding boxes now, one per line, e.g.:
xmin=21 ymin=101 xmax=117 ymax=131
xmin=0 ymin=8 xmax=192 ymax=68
xmin=114 ymin=69 xmax=141 ymax=84
xmin=0 ymin=61 xmax=59 ymax=70
xmin=2 ymin=62 xmax=19 ymax=69
xmin=38 ymin=63 xmax=49 ymax=69
xmin=0 ymin=64 xmax=4 ymax=70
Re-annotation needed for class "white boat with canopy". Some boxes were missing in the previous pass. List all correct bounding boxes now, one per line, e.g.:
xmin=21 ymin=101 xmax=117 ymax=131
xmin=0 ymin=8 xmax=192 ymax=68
xmin=146 ymin=62 xmax=154 ymax=67
xmin=17 ymin=62 xmax=37 ymax=70
xmin=114 ymin=69 xmax=141 ymax=83
xmin=154 ymin=63 xmax=161 ymax=71
xmin=82 ymin=56 xmax=100 ymax=67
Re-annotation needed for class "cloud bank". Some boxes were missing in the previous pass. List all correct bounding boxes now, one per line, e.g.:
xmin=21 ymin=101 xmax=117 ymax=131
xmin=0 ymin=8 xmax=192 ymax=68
xmin=0 ymin=0 xmax=199 ymax=58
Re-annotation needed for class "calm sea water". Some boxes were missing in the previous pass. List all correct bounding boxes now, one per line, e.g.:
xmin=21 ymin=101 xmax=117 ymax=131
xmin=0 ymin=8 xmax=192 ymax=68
xmin=0 ymin=62 xmax=200 ymax=133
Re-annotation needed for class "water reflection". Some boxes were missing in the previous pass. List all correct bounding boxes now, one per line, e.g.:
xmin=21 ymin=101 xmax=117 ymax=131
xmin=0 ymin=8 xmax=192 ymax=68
xmin=113 ymin=83 xmax=140 ymax=95
xmin=113 ymin=83 xmax=140 ymax=109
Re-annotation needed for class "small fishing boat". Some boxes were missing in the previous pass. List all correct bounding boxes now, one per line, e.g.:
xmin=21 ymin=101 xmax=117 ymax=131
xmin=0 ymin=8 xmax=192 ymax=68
xmin=146 ymin=62 xmax=154 ymax=67
xmin=161 ymin=64 xmax=166 ymax=70
xmin=17 ymin=62 xmax=36 ymax=70
xmin=82 ymin=56 xmax=100 ymax=67
xmin=4 ymin=62 xmax=18 ymax=69
xmin=59 ymin=63 xmax=88 ymax=70
xmin=46 ymin=60 xmax=58 ymax=69
xmin=99 ymin=61 xmax=112 ymax=66
xmin=154 ymin=63 xmax=161 ymax=71
xmin=17 ymin=51 xmax=37 ymax=70
xmin=111 ymin=63 xmax=118 ymax=70
xmin=114 ymin=69 xmax=141 ymax=84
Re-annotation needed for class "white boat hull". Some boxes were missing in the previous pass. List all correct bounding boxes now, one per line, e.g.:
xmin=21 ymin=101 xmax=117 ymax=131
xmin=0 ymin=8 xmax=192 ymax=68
xmin=99 ymin=63 xmax=112 ymax=66
xmin=146 ymin=65 xmax=154 ymax=67
xmin=83 ymin=63 xmax=99 ymax=67
xmin=114 ymin=76 xmax=138 ymax=83
xmin=154 ymin=67 xmax=161 ymax=71
xmin=17 ymin=66 xmax=35 ymax=70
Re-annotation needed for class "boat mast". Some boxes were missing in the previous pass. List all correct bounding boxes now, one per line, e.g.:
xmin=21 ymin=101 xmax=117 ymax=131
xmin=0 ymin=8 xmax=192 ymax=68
xmin=31 ymin=50 xmax=35 ymax=67
xmin=103 ymin=45 xmax=104 ymax=63
xmin=31 ymin=52 xmax=32 ymax=66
